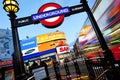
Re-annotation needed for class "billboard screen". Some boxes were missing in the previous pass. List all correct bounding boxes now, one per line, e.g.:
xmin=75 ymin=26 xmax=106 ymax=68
xmin=97 ymin=0 xmax=120 ymax=30
xmin=0 ymin=31 xmax=13 ymax=67
xmin=38 ymin=41 xmax=56 ymax=52
xmin=56 ymin=46 xmax=70 ymax=54
xmin=38 ymin=39 xmax=68 ymax=52
xmin=20 ymin=37 xmax=38 ymax=57
xmin=20 ymin=37 xmax=57 ymax=60
xmin=20 ymin=31 xmax=67 ymax=60
xmin=36 ymin=32 xmax=66 ymax=44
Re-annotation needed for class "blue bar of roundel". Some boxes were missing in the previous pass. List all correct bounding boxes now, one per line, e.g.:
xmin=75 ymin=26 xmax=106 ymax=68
xmin=23 ymin=48 xmax=56 ymax=60
xmin=32 ymin=7 xmax=70 ymax=21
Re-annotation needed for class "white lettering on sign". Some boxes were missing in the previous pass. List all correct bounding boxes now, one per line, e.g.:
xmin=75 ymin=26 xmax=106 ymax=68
xmin=56 ymin=46 xmax=70 ymax=54
xmin=18 ymin=19 xmax=29 ymax=24
xmin=72 ymin=6 xmax=83 ymax=11
xmin=22 ymin=41 xmax=35 ymax=46
xmin=32 ymin=7 xmax=70 ymax=21
xmin=60 ymin=47 xmax=69 ymax=52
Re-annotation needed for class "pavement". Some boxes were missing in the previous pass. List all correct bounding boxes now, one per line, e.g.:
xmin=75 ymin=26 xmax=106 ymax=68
xmin=49 ymin=59 xmax=90 ymax=80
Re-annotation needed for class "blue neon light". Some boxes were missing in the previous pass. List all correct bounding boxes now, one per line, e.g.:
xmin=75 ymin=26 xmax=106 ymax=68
xmin=32 ymin=7 xmax=70 ymax=21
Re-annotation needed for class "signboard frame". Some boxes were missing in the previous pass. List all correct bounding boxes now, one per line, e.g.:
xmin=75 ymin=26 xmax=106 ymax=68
xmin=31 ymin=66 xmax=48 ymax=80
xmin=14 ymin=4 xmax=85 ymax=28
xmin=56 ymin=45 xmax=70 ymax=54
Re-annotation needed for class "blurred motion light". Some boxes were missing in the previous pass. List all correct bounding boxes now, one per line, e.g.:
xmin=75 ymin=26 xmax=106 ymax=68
xmin=3 ymin=0 xmax=19 ymax=13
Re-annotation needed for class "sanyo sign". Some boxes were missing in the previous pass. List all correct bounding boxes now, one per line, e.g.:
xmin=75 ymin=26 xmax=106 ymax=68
xmin=56 ymin=46 xmax=70 ymax=54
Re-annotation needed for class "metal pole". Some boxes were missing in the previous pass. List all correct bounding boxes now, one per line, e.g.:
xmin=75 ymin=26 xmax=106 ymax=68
xmin=80 ymin=0 xmax=115 ymax=63
xmin=64 ymin=63 xmax=71 ymax=79
xmin=8 ymin=11 xmax=26 ymax=80
xmin=53 ymin=61 xmax=61 ymax=80
xmin=73 ymin=60 xmax=81 ymax=77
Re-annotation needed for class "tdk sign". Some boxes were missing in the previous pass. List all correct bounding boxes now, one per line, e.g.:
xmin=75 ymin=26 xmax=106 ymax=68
xmin=32 ymin=7 xmax=70 ymax=21
xmin=32 ymin=3 xmax=70 ymax=28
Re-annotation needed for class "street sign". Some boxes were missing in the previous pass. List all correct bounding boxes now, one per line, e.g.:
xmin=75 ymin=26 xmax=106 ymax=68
xmin=69 ymin=4 xmax=85 ymax=15
xmin=32 ymin=8 xmax=70 ymax=21
xmin=14 ymin=3 xmax=85 ymax=28
xmin=14 ymin=16 xmax=33 ymax=27
xmin=32 ymin=3 xmax=70 ymax=28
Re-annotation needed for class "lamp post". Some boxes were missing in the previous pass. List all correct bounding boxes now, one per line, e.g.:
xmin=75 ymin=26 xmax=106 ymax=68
xmin=3 ymin=0 xmax=26 ymax=79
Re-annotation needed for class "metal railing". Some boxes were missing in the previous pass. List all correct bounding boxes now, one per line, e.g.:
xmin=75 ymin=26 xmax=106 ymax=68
xmin=96 ymin=68 xmax=110 ymax=80
xmin=48 ymin=59 xmax=89 ymax=80
xmin=85 ymin=57 xmax=120 ymax=80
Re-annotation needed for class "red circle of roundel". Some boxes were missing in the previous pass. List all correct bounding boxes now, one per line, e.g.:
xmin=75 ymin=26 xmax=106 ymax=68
xmin=38 ymin=3 xmax=64 ymax=28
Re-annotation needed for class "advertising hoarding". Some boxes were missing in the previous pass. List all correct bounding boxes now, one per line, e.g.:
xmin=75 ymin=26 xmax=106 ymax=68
xmin=20 ymin=37 xmax=57 ymax=60
xmin=56 ymin=46 xmax=70 ymax=54
xmin=20 ymin=31 xmax=67 ymax=60
xmin=36 ymin=32 xmax=66 ymax=44
xmin=20 ymin=37 xmax=38 ymax=57
xmin=79 ymin=0 xmax=120 ymax=47
xmin=0 ymin=29 xmax=13 ymax=67
xmin=38 ymin=41 xmax=56 ymax=52
xmin=79 ymin=26 xmax=92 ymax=36
xmin=79 ymin=25 xmax=94 ymax=46
xmin=38 ymin=39 xmax=67 ymax=52
xmin=23 ymin=49 xmax=56 ymax=60
xmin=97 ymin=0 xmax=120 ymax=31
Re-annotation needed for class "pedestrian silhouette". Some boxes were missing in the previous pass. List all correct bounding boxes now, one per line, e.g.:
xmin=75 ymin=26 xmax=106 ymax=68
xmin=31 ymin=60 xmax=38 ymax=68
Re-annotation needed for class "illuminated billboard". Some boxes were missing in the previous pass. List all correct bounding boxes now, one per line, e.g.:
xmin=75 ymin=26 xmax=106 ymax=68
xmin=78 ymin=0 xmax=120 ymax=59
xmin=79 ymin=0 xmax=120 ymax=47
xmin=38 ymin=41 xmax=56 ymax=52
xmin=79 ymin=25 xmax=94 ymax=46
xmin=36 ymin=31 xmax=66 ymax=44
xmin=20 ymin=37 xmax=39 ymax=58
xmin=79 ymin=26 xmax=92 ymax=36
xmin=20 ymin=31 xmax=67 ymax=60
xmin=97 ymin=0 xmax=120 ymax=31
xmin=38 ymin=39 xmax=68 ymax=52
xmin=0 ymin=29 xmax=13 ymax=67
xmin=56 ymin=46 xmax=70 ymax=54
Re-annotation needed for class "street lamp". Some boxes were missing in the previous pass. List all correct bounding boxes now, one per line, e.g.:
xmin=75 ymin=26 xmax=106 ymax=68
xmin=3 ymin=0 xmax=26 ymax=79
xmin=3 ymin=0 xmax=19 ymax=13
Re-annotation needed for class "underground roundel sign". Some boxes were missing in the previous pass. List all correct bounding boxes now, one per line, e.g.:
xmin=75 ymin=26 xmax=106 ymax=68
xmin=37 ymin=3 xmax=69 ymax=28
